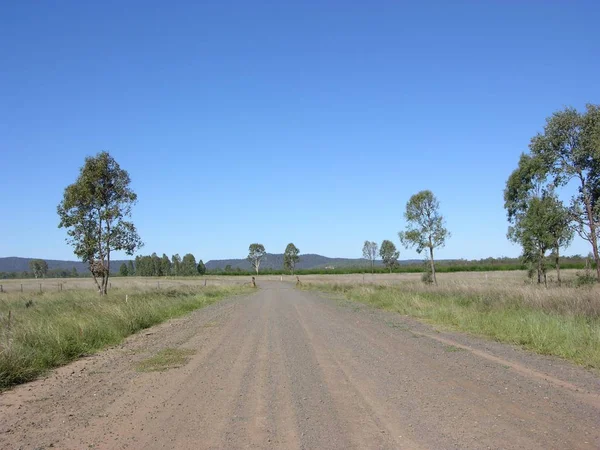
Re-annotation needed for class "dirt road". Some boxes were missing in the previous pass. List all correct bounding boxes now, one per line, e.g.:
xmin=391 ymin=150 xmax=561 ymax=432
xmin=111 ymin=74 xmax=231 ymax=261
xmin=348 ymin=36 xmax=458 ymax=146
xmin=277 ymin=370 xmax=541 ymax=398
xmin=1 ymin=282 xmax=599 ymax=449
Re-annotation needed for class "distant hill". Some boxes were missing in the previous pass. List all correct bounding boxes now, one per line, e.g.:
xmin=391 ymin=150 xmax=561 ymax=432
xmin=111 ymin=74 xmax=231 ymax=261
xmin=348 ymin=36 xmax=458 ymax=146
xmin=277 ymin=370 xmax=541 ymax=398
xmin=0 ymin=254 xmax=421 ymax=274
xmin=205 ymin=253 xmax=420 ymax=271
xmin=0 ymin=257 xmax=131 ymax=274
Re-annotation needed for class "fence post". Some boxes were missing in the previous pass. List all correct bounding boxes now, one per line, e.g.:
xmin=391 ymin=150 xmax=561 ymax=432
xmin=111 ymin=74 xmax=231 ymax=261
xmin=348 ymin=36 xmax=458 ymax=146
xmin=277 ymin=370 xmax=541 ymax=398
xmin=40 ymin=284 xmax=42 ymax=293
xmin=21 ymin=284 xmax=23 ymax=292
xmin=157 ymin=281 xmax=160 ymax=289
xmin=0 ymin=284 xmax=3 ymax=293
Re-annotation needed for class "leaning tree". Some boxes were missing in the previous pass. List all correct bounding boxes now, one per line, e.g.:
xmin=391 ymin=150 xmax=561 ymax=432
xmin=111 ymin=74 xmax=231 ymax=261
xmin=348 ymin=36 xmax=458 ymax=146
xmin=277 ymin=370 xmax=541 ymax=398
xmin=58 ymin=151 xmax=143 ymax=294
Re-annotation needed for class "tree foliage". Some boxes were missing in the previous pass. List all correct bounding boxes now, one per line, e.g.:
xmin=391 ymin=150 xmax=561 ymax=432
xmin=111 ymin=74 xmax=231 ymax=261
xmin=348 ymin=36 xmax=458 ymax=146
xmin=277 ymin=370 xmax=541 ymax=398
xmin=181 ymin=253 xmax=197 ymax=276
xmin=527 ymin=105 xmax=600 ymax=279
xmin=28 ymin=259 xmax=48 ymax=279
xmin=171 ymin=254 xmax=181 ymax=276
xmin=398 ymin=190 xmax=449 ymax=285
xmin=57 ymin=152 xmax=143 ymax=294
xmin=197 ymin=260 xmax=206 ymax=275
xmin=247 ymin=243 xmax=266 ymax=275
xmin=379 ymin=240 xmax=399 ymax=273
xmin=283 ymin=243 xmax=300 ymax=274
xmin=119 ymin=263 xmax=129 ymax=276
xmin=362 ymin=241 xmax=378 ymax=273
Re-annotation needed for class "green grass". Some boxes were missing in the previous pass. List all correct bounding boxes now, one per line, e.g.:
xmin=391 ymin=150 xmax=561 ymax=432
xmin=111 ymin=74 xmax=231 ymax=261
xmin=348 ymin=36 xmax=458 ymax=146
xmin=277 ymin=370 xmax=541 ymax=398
xmin=0 ymin=285 xmax=250 ymax=389
xmin=303 ymin=283 xmax=600 ymax=369
xmin=136 ymin=348 xmax=196 ymax=372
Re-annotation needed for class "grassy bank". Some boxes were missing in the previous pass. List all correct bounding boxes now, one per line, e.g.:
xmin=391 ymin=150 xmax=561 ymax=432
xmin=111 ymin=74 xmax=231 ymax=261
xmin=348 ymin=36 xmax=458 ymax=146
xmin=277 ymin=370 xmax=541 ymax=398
xmin=0 ymin=285 xmax=250 ymax=389
xmin=304 ymin=282 xmax=600 ymax=369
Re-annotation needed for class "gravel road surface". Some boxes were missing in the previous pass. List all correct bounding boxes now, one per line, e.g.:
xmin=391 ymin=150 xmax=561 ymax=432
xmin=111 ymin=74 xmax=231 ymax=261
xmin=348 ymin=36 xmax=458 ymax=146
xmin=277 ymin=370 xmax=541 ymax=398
xmin=1 ymin=282 xmax=598 ymax=449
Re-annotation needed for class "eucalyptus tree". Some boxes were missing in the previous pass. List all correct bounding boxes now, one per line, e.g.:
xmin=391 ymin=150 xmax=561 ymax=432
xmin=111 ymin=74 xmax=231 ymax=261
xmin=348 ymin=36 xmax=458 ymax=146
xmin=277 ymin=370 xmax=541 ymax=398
xmin=197 ymin=260 xmax=206 ymax=275
xmin=181 ymin=253 xmax=197 ymax=276
xmin=57 ymin=151 xmax=143 ymax=294
xmin=527 ymin=105 xmax=600 ymax=280
xmin=362 ymin=241 xmax=378 ymax=273
xmin=28 ymin=259 xmax=48 ymax=279
xmin=398 ymin=190 xmax=449 ymax=285
xmin=283 ymin=243 xmax=300 ymax=274
xmin=379 ymin=240 xmax=399 ymax=273
xmin=505 ymin=155 xmax=573 ymax=285
xmin=247 ymin=243 xmax=266 ymax=275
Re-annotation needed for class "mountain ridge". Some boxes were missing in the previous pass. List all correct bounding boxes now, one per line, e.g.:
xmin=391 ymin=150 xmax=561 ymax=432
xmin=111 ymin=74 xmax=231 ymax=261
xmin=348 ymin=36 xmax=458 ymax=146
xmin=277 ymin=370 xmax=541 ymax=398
xmin=0 ymin=254 xmax=421 ymax=273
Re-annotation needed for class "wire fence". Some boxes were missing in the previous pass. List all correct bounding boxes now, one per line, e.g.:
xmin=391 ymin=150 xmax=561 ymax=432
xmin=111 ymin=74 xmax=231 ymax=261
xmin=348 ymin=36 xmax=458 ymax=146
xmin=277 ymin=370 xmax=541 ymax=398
xmin=0 ymin=276 xmax=257 ymax=294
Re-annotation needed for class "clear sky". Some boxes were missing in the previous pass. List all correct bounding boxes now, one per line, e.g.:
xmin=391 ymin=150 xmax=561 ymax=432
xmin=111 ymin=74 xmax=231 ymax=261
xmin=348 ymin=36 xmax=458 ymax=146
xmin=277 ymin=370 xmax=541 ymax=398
xmin=1 ymin=1 xmax=599 ymax=262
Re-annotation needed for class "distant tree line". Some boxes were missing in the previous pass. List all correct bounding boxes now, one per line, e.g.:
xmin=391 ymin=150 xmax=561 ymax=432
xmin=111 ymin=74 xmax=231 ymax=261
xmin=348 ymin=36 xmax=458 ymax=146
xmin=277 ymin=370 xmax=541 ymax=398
xmin=127 ymin=253 xmax=206 ymax=277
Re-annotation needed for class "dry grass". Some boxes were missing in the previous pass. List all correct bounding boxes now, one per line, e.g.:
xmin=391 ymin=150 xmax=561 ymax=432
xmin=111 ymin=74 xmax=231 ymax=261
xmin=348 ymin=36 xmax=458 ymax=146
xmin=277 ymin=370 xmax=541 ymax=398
xmin=302 ymin=271 xmax=600 ymax=368
xmin=0 ymin=284 xmax=251 ymax=389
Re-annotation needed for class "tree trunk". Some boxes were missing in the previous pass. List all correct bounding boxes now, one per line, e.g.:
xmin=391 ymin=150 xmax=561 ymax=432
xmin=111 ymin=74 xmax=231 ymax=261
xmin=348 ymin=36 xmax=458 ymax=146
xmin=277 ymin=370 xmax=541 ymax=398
xmin=429 ymin=246 xmax=437 ymax=285
xmin=537 ymin=249 xmax=542 ymax=285
xmin=582 ymin=181 xmax=600 ymax=281
xmin=555 ymin=246 xmax=561 ymax=286
xmin=90 ymin=262 xmax=102 ymax=294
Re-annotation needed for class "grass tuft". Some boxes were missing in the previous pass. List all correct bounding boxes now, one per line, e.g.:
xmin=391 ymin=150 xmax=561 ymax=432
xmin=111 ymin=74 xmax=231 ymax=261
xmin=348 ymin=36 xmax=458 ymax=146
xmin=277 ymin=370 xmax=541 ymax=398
xmin=136 ymin=348 xmax=196 ymax=372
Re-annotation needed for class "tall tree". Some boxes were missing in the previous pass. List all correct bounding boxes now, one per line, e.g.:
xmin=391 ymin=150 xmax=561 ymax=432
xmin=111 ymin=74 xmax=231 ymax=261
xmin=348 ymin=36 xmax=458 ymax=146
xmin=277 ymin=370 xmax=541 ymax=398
xmin=127 ymin=260 xmax=135 ymax=276
xmin=171 ymin=254 xmax=181 ymax=276
xmin=151 ymin=252 xmax=162 ymax=276
xmin=379 ymin=240 xmax=399 ymax=273
xmin=247 ymin=243 xmax=266 ymax=275
xmin=181 ymin=253 xmax=197 ymax=276
xmin=28 ymin=259 xmax=48 ymax=279
xmin=528 ymin=105 xmax=600 ymax=280
xmin=57 ymin=152 xmax=143 ymax=294
xmin=161 ymin=254 xmax=171 ymax=276
xmin=283 ymin=243 xmax=300 ymax=274
xmin=398 ymin=190 xmax=450 ymax=285
xmin=197 ymin=260 xmax=206 ymax=275
xmin=362 ymin=241 xmax=378 ymax=273
xmin=119 ymin=263 xmax=129 ymax=276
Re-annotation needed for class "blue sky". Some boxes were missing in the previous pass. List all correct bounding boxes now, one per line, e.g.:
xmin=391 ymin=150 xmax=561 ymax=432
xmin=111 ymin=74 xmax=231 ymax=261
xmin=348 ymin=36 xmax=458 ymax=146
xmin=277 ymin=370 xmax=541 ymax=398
xmin=1 ymin=1 xmax=599 ymax=262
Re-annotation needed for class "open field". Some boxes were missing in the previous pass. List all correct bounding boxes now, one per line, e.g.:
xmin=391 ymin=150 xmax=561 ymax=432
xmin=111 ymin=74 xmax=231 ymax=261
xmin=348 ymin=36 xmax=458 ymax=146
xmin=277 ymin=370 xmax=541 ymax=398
xmin=0 ymin=282 xmax=598 ymax=449
xmin=0 ymin=268 xmax=586 ymax=293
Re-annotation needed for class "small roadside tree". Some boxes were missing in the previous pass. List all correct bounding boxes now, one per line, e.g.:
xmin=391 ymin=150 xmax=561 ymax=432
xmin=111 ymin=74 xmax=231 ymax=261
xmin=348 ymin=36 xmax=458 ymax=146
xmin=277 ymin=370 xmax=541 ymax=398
xmin=247 ymin=243 xmax=266 ymax=275
xmin=362 ymin=241 xmax=378 ymax=273
xmin=197 ymin=260 xmax=206 ymax=275
xmin=379 ymin=240 xmax=399 ymax=273
xmin=283 ymin=243 xmax=300 ymax=274
xmin=29 ymin=259 xmax=48 ymax=279
xmin=398 ymin=190 xmax=450 ymax=285
xmin=119 ymin=263 xmax=129 ymax=276
xmin=57 ymin=151 xmax=143 ymax=294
